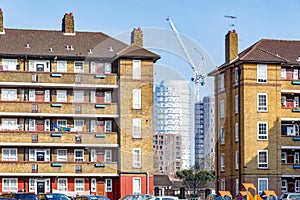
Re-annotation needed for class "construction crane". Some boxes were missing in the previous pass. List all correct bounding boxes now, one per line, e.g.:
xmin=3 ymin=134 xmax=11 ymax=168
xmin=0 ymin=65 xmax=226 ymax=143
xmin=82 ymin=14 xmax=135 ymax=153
xmin=166 ymin=17 xmax=205 ymax=102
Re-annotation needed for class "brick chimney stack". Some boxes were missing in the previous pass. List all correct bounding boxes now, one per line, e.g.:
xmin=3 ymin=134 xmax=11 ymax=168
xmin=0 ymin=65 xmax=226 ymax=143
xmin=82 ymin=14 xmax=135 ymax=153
xmin=0 ymin=8 xmax=4 ymax=34
xmin=62 ymin=12 xmax=74 ymax=35
xmin=131 ymin=27 xmax=143 ymax=47
xmin=225 ymin=29 xmax=238 ymax=63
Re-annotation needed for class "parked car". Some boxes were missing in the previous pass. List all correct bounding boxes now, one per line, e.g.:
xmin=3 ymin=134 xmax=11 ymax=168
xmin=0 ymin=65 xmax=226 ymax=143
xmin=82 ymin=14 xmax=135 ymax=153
xmin=280 ymin=193 xmax=300 ymax=200
xmin=38 ymin=193 xmax=71 ymax=200
xmin=12 ymin=193 xmax=39 ymax=200
xmin=73 ymin=195 xmax=110 ymax=200
xmin=149 ymin=196 xmax=179 ymax=200
xmin=119 ymin=194 xmax=154 ymax=200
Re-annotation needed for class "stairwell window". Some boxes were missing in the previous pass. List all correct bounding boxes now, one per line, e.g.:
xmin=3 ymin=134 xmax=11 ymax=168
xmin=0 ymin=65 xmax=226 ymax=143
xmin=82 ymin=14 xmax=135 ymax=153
xmin=235 ymin=151 xmax=239 ymax=169
xmin=220 ymin=127 xmax=225 ymax=145
xmin=235 ymin=95 xmax=238 ymax=113
xmin=220 ymin=100 xmax=225 ymax=118
xmin=133 ymin=89 xmax=141 ymax=109
xmin=220 ymin=73 xmax=225 ymax=91
xmin=133 ymin=60 xmax=141 ymax=80
xmin=235 ymin=123 xmax=239 ymax=142
xmin=258 ymin=178 xmax=268 ymax=195
xmin=133 ymin=118 xmax=142 ymax=138
xmin=257 ymin=93 xmax=268 ymax=112
xmin=258 ymin=122 xmax=268 ymax=140
xmin=257 ymin=64 xmax=267 ymax=83
xmin=221 ymin=153 xmax=225 ymax=172
xmin=133 ymin=148 xmax=141 ymax=168
xmin=258 ymin=150 xmax=268 ymax=169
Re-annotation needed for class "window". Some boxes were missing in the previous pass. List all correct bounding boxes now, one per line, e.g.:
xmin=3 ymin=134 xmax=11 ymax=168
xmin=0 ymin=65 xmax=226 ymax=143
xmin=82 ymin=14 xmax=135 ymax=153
xmin=2 ymin=59 xmax=17 ymax=71
xmin=257 ymin=93 xmax=268 ymax=112
xmin=57 ymin=120 xmax=67 ymax=128
xmin=258 ymin=122 xmax=268 ymax=140
xmin=282 ymin=180 xmax=287 ymax=192
xmin=296 ymin=180 xmax=300 ymax=192
xmin=74 ymin=120 xmax=84 ymax=132
xmin=220 ymin=179 xmax=225 ymax=191
xmin=105 ymin=179 xmax=112 ymax=192
xmin=57 ymin=178 xmax=68 ymax=191
xmin=133 ymin=148 xmax=141 ymax=168
xmin=104 ymin=91 xmax=112 ymax=103
xmin=133 ymin=89 xmax=141 ymax=109
xmin=235 ymin=179 xmax=239 ymax=196
xmin=281 ymin=96 xmax=286 ymax=107
xmin=221 ymin=153 xmax=225 ymax=171
xmin=281 ymin=152 xmax=286 ymax=164
xmin=235 ymin=123 xmax=239 ymax=142
xmin=2 ymin=178 xmax=17 ymax=192
xmin=257 ymin=64 xmax=267 ymax=83
xmin=281 ymin=68 xmax=286 ymax=79
xmin=234 ymin=68 xmax=239 ymax=83
xmin=74 ymin=61 xmax=84 ymax=73
xmin=1 ymin=89 xmax=17 ymax=100
xmin=235 ymin=95 xmax=238 ymax=113
xmin=57 ymin=61 xmax=67 ymax=72
xmin=295 ymin=97 xmax=299 ymax=108
xmin=57 ymin=149 xmax=67 ymax=161
xmin=133 ymin=178 xmax=141 ymax=194
xmin=57 ymin=90 xmax=67 ymax=102
xmin=105 ymin=120 xmax=112 ymax=132
xmin=29 ymin=179 xmax=35 ymax=193
xmin=73 ymin=91 xmax=84 ymax=103
xmin=74 ymin=178 xmax=84 ymax=191
xmin=220 ymin=73 xmax=225 ymax=91
xmin=2 ymin=118 xmax=17 ymax=130
xmin=2 ymin=148 xmax=17 ymax=161
xmin=295 ymin=152 xmax=300 ymax=164
xmin=105 ymin=150 xmax=112 ymax=162
xmin=74 ymin=149 xmax=84 ymax=162
xmin=29 ymin=60 xmax=50 ymax=72
xmin=258 ymin=178 xmax=268 ymax=195
xmin=220 ymin=127 xmax=225 ymax=145
xmin=133 ymin=60 xmax=141 ymax=80
xmin=220 ymin=100 xmax=225 ymax=118
xmin=133 ymin=119 xmax=142 ymax=138
xmin=105 ymin=63 xmax=112 ymax=74
xmin=235 ymin=151 xmax=239 ymax=169
xmin=258 ymin=150 xmax=268 ymax=169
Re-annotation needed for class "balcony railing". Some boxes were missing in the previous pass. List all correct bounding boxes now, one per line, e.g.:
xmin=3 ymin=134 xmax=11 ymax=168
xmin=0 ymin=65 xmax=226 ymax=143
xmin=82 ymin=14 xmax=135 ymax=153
xmin=0 ymin=162 xmax=117 ymax=174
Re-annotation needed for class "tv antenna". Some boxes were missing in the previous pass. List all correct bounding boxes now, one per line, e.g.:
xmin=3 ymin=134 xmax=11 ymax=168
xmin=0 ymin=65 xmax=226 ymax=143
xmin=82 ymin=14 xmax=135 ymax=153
xmin=224 ymin=15 xmax=237 ymax=28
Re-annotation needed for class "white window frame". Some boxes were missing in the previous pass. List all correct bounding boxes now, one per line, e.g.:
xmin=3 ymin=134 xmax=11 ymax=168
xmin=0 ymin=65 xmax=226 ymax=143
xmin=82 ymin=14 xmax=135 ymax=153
xmin=74 ymin=120 xmax=84 ymax=132
xmin=258 ymin=150 xmax=268 ymax=169
xmin=2 ymin=118 xmax=17 ymax=130
xmin=74 ymin=61 xmax=84 ymax=73
xmin=74 ymin=149 xmax=84 ymax=162
xmin=57 ymin=178 xmax=68 ymax=191
xmin=221 ymin=153 xmax=225 ymax=172
xmin=258 ymin=178 xmax=268 ymax=195
xmin=220 ymin=127 xmax=225 ymax=145
xmin=105 ymin=120 xmax=112 ymax=132
xmin=29 ymin=119 xmax=36 ymax=131
xmin=257 ymin=93 xmax=268 ymax=112
xmin=133 ymin=118 xmax=142 ymax=138
xmin=281 ymin=68 xmax=286 ymax=79
xmin=105 ymin=150 xmax=112 ymax=162
xmin=2 ymin=178 xmax=18 ymax=192
xmin=220 ymin=100 xmax=225 ymax=119
xmin=105 ymin=179 xmax=112 ymax=192
xmin=133 ymin=60 xmax=141 ymax=80
xmin=132 ymin=178 xmax=141 ymax=194
xmin=133 ymin=89 xmax=141 ymax=109
xmin=258 ymin=122 xmax=268 ymax=140
xmin=133 ymin=148 xmax=141 ymax=168
xmin=2 ymin=148 xmax=17 ymax=161
xmin=104 ymin=91 xmax=112 ymax=103
xmin=282 ymin=179 xmax=287 ymax=193
xmin=294 ymin=69 xmax=299 ymax=80
xmin=281 ymin=152 xmax=287 ymax=164
xmin=257 ymin=64 xmax=267 ymax=83
xmin=105 ymin=63 xmax=112 ymax=74
xmin=57 ymin=149 xmax=67 ymax=162
xmin=281 ymin=96 xmax=286 ymax=107
xmin=2 ymin=59 xmax=17 ymax=71
xmin=295 ymin=96 xmax=299 ymax=108
xmin=57 ymin=90 xmax=67 ymax=102
xmin=90 ymin=91 xmax=96 ymax=103
xmin=234 ymin=68 xmax=239 ymax=84
xmin=235 ymin=95 xmax=238 ymax=114
xmin=57 ymin=119 xmax=67 ymax=128
xmin=235 ymin=151 xmax=239 ymax=169
xmin=1 ymin=89 xmax=17 ymax=101
xmin=73 ymin=91 xmax=84 ymax=103
xmin=220 ymin=73 xmax=225 ymax=91
xmin=235 ymin=123 xmax=239 ymax=142
xmin=28 ymin=179 xmax=35 ymax=193
xmin=74 ymin=178 xmax=85 ymax=191
xmin=57 ymin=61 xmax=67 ymax=72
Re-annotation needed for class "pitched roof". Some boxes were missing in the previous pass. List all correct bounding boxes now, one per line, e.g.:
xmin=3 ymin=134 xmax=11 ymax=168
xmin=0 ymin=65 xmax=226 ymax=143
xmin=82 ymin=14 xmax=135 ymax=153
xmin=218 ymin=39 xmax=300 ymax=70
xmin=0 ymin=28 xmax=160 ymax=61
xmin=154 ymin=174 xmax=172 ymax=186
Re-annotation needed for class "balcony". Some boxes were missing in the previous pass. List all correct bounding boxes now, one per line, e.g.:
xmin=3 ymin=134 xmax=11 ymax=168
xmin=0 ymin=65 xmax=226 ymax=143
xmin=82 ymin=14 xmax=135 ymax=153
xmin=0 ymin=71 xmax=117 ymax=86
xmin=0 ymin=162 xmax=117 ymax=174
xmin=0 ymin=131 xmax=117 ymax=145
xmin=0 ymin=102 xmax=118 ymax=115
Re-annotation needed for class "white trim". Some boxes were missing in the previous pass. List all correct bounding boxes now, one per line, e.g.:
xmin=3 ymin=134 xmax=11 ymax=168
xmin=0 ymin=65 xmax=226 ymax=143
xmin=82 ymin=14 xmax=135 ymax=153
xmin=281 ymin=118 xmax=300 ymax=121
xmin=0 ymin=112 xmax=118 ymax=118
xmin=0 ymin=142 xmax=118 ymax=147
xmin=281 ymin=90 xmax=300 ymax=94
xmin=282 ymin=146 xmax=300 ymax=149
xmin=0 ymin=82 xmax=118 ymax=89
xmin=282 ymin=174 xmax=300 ymax=178
xmin=0 ymin=173 xmax=119 ymax=177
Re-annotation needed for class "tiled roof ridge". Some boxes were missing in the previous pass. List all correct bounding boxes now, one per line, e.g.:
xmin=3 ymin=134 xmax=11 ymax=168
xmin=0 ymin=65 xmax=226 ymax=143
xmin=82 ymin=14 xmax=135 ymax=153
xmin=4 ymin=28 xmax=110 ymax=35
xmin=257 ymin=46 xmax=289 ymax=62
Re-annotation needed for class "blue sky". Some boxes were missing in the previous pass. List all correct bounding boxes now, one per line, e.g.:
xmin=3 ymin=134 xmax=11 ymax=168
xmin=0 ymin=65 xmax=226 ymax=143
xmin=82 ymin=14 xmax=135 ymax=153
xmin=1 ymin=0 xmax=300 ymax=95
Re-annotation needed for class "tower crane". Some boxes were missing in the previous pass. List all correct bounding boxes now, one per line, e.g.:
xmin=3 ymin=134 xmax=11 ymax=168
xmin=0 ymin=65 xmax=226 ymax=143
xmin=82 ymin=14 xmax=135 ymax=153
xmin=166 ymin=17 xmax=205 ymax=102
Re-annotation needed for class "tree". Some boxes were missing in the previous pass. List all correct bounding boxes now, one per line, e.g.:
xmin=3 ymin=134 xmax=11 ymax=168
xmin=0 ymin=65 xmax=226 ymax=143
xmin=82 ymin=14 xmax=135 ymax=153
xmin=176 ymin=162 xmax=215 ymax=197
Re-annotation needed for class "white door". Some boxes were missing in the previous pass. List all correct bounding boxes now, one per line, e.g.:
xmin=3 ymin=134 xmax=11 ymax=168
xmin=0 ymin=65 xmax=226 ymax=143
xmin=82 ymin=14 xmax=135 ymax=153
xmin=29 ymin=89 xmax=35 ymax=101
xmin=29 ymin=119 xmax=36 ymax=131
xmin=44 ymin=90 xmax=50 ymax=102
xmin=44 ymin=119 xmax=50 ymax=131
xmin=90 ymin=120 xmax=96 ymax=132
